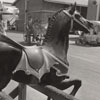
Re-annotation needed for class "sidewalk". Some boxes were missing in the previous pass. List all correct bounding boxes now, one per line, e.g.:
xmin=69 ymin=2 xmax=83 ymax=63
xmin=7 ymin=31 xmax=24 ymax=43
xmin=6 ymin=31 xmax=78 ymax=45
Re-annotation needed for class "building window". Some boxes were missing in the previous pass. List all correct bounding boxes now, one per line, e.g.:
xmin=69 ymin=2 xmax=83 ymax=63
xmin=81 ymin=7 xmax=87 ymax=18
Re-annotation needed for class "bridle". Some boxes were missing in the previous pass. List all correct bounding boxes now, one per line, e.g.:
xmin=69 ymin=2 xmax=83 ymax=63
xmin=63 ymin=10 xmax=74 ymax=32
xmin=63 ymin=10 xmax=90 ymax=33
xmin=62 ymin=10 xmax=89 ymax=63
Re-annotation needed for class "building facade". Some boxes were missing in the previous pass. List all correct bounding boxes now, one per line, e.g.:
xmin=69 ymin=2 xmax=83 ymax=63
xmin=87 ymin=0 xmax=100 ymax=21
xmin=13 ymin=0 xmax=88 ymax=31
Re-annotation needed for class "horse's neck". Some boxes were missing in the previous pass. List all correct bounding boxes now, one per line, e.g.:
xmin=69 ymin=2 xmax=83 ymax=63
xmin=43 ymin=41 xmax=68 ymax=63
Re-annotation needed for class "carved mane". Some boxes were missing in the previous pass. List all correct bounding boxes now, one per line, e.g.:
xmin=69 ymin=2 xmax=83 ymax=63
xmin=44 ymin=8 xmax=66 ymax=43
xmin=43 ymin=8 xmax=71 ymax=64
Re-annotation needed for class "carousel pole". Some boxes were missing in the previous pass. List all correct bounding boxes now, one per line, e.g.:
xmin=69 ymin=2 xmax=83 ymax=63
xmin=18 ymin=0 xmax=27 ymax=100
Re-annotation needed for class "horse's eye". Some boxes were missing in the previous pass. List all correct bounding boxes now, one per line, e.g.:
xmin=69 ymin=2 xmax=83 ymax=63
xmin=75 ymin=15 xmax=80 ymax=19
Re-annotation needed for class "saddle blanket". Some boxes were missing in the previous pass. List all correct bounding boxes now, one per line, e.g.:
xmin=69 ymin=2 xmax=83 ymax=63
xmin=13 ymin=46 xmax=69 ymax=82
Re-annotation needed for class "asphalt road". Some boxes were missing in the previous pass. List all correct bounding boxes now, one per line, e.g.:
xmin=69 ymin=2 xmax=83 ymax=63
xmin=3 ymin=32 xmax=100 ymax=100
xmin=68 ymin=43 xmax=100 ymax=100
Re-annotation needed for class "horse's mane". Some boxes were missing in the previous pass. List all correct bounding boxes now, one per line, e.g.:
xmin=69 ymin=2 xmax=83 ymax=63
xmin=44 ymin=8 xmax=65 ymax=43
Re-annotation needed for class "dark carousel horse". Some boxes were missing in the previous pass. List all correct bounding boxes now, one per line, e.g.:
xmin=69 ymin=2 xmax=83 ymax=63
xmin=0 ymin=3 xmax=89 ymax=100
xmin=41 ymin=4 xmax=90 ymax=100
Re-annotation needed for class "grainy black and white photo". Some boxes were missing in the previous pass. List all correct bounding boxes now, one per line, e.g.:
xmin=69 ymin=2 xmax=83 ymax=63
xmin=0 ymin=0 xmax=100 ymax=100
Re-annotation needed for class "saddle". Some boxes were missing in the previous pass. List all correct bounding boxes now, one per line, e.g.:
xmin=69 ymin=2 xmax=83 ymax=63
xmin=0 ymin=34 xmax=69 ymax=80
xmin=23 ymin=46 xmax=44 ymax=72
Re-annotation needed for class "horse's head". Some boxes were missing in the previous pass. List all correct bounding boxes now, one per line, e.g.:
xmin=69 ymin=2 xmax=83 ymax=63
xmin=63 ymin=4 xmax=91 ymax=34
xmin=72 ymin=10 xmax=93 ymax=32
xmin=44 ymin=3 xmax=90 ymax=64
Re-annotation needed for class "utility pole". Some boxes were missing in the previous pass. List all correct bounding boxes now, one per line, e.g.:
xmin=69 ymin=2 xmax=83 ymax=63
xmin=24 ymin=0 xmax=28 ymax=33
xmin=24 ymin=0 xmax=32 ymax=44
xmin=96 ymin=0 xmax=100 ymax=21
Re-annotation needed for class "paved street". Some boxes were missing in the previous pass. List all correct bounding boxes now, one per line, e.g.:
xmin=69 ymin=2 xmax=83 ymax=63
xmin=68 ymin=44 xmax=100 ymax=100
xmin=3 ymin=32 xmax=100 ymax=100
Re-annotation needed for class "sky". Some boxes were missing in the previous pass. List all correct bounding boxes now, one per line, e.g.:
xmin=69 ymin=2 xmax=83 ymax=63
xmin=0 ymin=0 xmax=16 ymax=3
xmin=1 ymin=0 xmax=89 ymax=5
xmin=45 ymin=0 xmax=89 ymax=6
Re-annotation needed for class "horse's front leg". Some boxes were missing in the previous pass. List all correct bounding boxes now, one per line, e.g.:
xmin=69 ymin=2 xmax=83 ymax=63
xmin=47 ymin=79 xmax=81 ymax=100
xmin=53 ymin=79 xmax=82 ymax=96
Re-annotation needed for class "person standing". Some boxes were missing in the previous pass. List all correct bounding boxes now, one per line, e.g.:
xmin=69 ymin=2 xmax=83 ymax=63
xmin=26 ymin=16 xmax=35 ymax=43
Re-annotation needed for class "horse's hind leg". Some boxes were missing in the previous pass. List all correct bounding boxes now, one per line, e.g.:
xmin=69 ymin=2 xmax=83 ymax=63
xmin=0 ymin=74 xmax=11 ymax=91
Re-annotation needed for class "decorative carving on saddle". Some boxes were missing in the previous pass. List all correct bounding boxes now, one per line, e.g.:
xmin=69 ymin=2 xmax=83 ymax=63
xmin=42 ymin=49 xmax=69 ymax=77
xmin=13 ymin=46 xmax=69 ymax=83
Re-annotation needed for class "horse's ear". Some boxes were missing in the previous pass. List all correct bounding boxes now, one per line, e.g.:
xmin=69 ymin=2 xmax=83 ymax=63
xmin=69 ymin=2 xmax=76 ymax=15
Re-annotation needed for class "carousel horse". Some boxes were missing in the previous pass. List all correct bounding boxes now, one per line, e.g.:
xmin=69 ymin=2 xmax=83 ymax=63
xmin=0 ymin=3 xmax=90 ymax=100
xmin=41 ymin=4 xmax=90 ymax=100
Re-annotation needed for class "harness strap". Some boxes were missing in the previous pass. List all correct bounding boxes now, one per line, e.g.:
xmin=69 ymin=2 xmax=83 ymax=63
xmin=70 ymin=17 xmax=74 ymax=32
xmin=63 ymin=10 xmax=90 ymax=32
xmin=63 ymin=10 xmax=74 ymax=32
